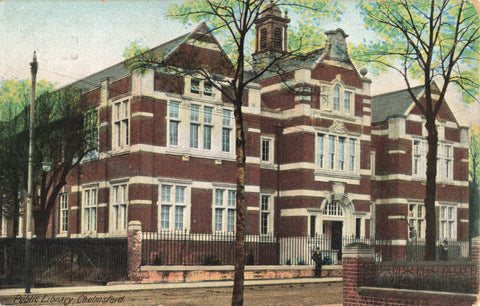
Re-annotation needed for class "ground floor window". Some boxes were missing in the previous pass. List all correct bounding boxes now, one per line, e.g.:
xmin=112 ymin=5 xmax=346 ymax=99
xmin=82 ymin=187 xmax=98 ymax=234
xmin=260 ymin=194 xmax=274 ymax=235
xmin=59 ymin=193 xmax=69 ymax=233
xmin=213 ymin=188 xmax=236 ymax=233
xmin=408 ymin=203 xmax=425 ymax=239
xmin=159 ymin=183 xmax=190 ymax=231
xmin=111 ymin=184 xmax=128 ymax=233
xmin=440 ymin=205 xmax=456 ymax=240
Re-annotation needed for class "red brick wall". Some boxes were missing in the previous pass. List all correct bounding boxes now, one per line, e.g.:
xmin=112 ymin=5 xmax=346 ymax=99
xmin=191 ymin=188 xmax=213 ymax=233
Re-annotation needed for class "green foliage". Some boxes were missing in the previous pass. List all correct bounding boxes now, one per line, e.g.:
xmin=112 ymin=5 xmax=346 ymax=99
xmin=0 ymin=79 xmax=55 ymax=121
xmin=471 ymin=125 xmax=480 ymax=183
xmin=354 ymin=0 xmax=480 ymax=104
xmin=122 ymin=39 xmax=150 ymax=59
xmin=167 ymin=0 xmax=343 ymax=65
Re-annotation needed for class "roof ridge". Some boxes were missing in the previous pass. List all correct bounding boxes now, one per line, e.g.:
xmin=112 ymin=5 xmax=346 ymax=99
xmin=373 ymin=84 xmax=424 ymax=99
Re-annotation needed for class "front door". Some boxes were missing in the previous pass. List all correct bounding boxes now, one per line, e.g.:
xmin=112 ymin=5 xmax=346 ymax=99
xmin=332 ymin=221 xmax=343 ymax=259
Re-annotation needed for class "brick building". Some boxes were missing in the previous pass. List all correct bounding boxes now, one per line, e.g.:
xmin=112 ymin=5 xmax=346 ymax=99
xmin=0 ymin=6 xmax=470 ymax=259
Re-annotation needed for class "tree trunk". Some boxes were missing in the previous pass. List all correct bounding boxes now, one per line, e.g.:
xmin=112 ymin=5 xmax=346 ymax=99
xmin=232 ymin=98 xmax=246 ymax=306
xmin=33 ymin=211 xmax=49 ymax=239
xmin=424 ymin=119 xmax=438 ymax=260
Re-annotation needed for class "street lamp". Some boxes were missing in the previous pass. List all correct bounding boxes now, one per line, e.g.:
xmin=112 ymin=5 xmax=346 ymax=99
xmin=25 ymin=51 xmax=37 ymax=294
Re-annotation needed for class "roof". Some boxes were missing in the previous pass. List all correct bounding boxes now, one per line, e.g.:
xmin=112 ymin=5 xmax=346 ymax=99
xmin=371 ymin=86 xmax=424 ymax=123
xmin=255 ymin=48 xmax=325 ymax=80
xmin=65 ymin=32 xmax=191 ymax=91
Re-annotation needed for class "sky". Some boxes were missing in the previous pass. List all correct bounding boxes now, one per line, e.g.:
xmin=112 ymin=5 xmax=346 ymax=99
xmin=0 ymin=0 xmax=478 ymax=126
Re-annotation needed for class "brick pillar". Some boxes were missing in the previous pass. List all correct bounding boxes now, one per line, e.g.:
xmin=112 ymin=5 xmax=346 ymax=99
xmin=472 ymin=237 xmax=480 ymax=304
xmin=343 ymin=244 xmax=376 ymax=306
xmin=127 ymin=221 xmax=142 ymax=281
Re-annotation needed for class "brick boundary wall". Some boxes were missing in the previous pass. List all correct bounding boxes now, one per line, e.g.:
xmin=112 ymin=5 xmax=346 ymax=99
xmin=343 ymin=241 xmax=480 ymax=306
xmin=126 ymin=221 xmax=342 ymax=283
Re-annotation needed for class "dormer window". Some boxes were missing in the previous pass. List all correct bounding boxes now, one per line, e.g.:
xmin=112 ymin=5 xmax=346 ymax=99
xmin=191 ymin=79 xmax=200 ymax=94
xmin=204 ymin=82 xmax=213 ymax=96
xmin=322 ymin=83 xmax=354 ymax=115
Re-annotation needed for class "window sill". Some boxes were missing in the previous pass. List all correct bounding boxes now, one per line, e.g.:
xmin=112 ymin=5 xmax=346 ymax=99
xmin=314 ymin=169 xmax=360 ymax=181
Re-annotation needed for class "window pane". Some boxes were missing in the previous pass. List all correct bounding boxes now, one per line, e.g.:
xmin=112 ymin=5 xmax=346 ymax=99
xmin=228 ymin=190 xmax=236 ymax=207
xmin=317 ymin=134 xmax=324 ymax=168
xmin=169 ymin=101 xmax=179 ymax=118
xmin=191 ymin=79 xmax=200 ymax=94
xmin=175 ymin=206 xmax=184 ymax=230
xmin=191 ymin=104 xmax=200 ymax=121
xmin=222 ymin=128 xmax=230 ymax=152
xmin=223 ymin=109 xmax=231 ymax=126
xmin=338 ymin=137 xmax=345 ymax=170
xmin=261 ymin=212 xmax=269 ymax=235
xmin=333 ymin=85 xmax=340 ymax=111
xmin=204 ymin=106 xmax=213 ymax=123
xmin=161 ymin=205 xmax=170 ymax=229
xmin=261 ymin=195 xmax=269 ymax=211
xmin=169 ymin=121 xmax=178 ymax=146
xmin=349 ymin=139 xmax=356 ymax=171
xmin=175 ymin=186 xmax=185 ymax=203
xmin=204 ymin=82 xmax=213 ymax=96
xmin=215 ymin=208 xmax=223 ymax=231
xmin=227 ymin=209 xmax=235 ymax=232
xmin=190 ymin=124 xmax=199 ymax=148
xmin=162 ymin=185 xmax=171 ymax=202
xmin=261 ymin=139 xmax=270 ymax=162
xmin=215 ymin=190 xmax=224 ymax=206
xmin=344 ymin=91 xmax=351 ymax=111
xmin=329 ymin=135 xmax=335 ymax=169
xmin=203 ymin=126 xmax=212 ymax=150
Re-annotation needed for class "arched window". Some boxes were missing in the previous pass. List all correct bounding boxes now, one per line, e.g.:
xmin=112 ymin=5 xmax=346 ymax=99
xmin=323 ymin=201 xmax=343 ymax=216
xmin=260 ymin=28 xmax=267 ymax=50
xmin=274 ymin=27 xmax=282 ymax=50
xmin=333 ymin=85 xmax=340 ymax=111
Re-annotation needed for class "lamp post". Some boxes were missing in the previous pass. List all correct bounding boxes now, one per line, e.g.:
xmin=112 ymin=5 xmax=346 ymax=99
xmin=25 ymin=51 xmax=37 ymax=294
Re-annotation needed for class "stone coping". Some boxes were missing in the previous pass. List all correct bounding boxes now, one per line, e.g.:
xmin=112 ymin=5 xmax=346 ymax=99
xmin=358 ymin=286 xmax=477 ymax=299
xmin=141 ymin=265 xmax=342 ymax=272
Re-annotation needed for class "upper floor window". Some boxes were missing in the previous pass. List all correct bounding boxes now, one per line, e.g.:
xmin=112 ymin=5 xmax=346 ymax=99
xmin=111 ymin=184 xmax=128 ymax=233
xmin=261 ymin=136 xmax=274 ymax=164
xmin=168 ymin=101 xmax=180 ymax=146
xmin=412 ymin=139 xmax=453 ymax=180
xmin=84 ymin=108 xmax=98 ymax=160
xmin=317 ymin=133 xmax=357 ymax=173
xmin=214 ymin=189 xmax=236 ymax=233
xmin=190 ymin=78 xmax=215 ymax=97
xmin=321 ymin=84 xmax=354 ymax=115
xmin=222 ymin=109 xmax=232 ymax=153
xmin=59 ymin=193 xmax=69 ymax=233
xmin=82 ymin=187 xmax=98 ymax=234
xmin=113 ymin=100 xmax=130 ymax=149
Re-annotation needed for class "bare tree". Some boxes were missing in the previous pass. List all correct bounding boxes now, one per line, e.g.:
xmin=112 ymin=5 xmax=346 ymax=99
xmin=125 ymin=0 xmax=340 ymax=303
xmin=357 ymin=0 xmax=480 ymax=260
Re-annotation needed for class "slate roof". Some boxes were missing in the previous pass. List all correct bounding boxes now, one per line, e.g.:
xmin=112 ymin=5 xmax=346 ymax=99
xmin=371 ymin=85 xmax=424 ymax=123
xmin=65 ymin=32 xmax=190 ymax=91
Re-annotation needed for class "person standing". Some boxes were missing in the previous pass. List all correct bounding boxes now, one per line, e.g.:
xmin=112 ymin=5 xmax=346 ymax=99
xmin=311 ymin=247 xmax=323 ymax=277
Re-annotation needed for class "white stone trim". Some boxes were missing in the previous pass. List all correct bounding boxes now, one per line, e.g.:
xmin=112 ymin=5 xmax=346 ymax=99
xmin=281 ymin=208 xmax=309 ymax=217
xmin=248 ymin=127 xmax=261 ymax=133
xmin=247 ymin=206 xmax=260 ymax=211
xmin=130 ymin=200 xmax=152 ymax=205
xmin=460 ymin=219 xmax=469 ymax=223
xmin=131 ymin=112 xmax=154 ymax=118
xmin=388 ymin=150 xmax=407 ymax=154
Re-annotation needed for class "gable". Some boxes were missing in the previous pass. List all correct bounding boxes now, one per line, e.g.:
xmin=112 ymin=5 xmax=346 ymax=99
xmin=311 ymin=63 xmax=362 ymax=88
xmin=165 ymin=23 xmax=234 ymax=77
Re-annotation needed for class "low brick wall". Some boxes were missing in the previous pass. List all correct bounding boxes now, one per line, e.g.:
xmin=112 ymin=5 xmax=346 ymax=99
xmin=354 ymin=287 xmax=476 ymax=306
xmin=133 ymin=265 xmax=342 ymax=283
xmin=343 ymin=243 xmax=480 ymax=306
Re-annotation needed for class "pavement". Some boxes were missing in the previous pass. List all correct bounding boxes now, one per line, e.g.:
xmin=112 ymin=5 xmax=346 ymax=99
xmin=0 ymin=277 xmax=343 ymax=296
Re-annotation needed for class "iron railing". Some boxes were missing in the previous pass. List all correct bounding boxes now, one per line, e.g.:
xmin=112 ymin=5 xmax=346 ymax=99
xmin=0 ymin=238 xmax=127 ymax=288
xmin=142 ymin=231 xmax=278 ymax=266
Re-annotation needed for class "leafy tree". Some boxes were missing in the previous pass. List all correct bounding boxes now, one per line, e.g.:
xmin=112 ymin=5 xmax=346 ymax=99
xmin=123 ymin=39 xmax=150 ymax=59
xmin=0 ymin=83 xmax=96 ymax=238
xmin=125 ymin=1 xmax=341 ymax=304
xmin=470 ymin=125 xmax=480 ymax=238
xmin=356 ymin=0 xmax=480 ymax=260
xmin=0 ymin=79 xmax=55 ymax=236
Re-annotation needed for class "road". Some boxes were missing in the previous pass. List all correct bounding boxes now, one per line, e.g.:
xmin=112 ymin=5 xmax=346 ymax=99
xmin=0 ymin=282 xmax=343 ymax=305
